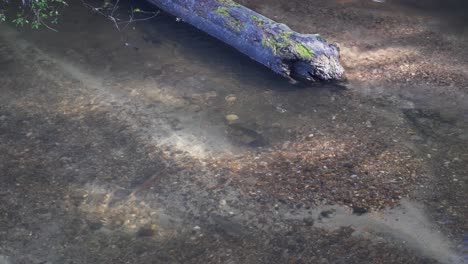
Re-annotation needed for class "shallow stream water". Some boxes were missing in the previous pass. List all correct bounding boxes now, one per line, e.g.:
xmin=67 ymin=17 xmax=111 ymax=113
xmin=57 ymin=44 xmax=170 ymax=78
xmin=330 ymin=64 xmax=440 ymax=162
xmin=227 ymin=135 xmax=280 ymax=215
xmin=0 ymin=0 xmax=467 ymax=263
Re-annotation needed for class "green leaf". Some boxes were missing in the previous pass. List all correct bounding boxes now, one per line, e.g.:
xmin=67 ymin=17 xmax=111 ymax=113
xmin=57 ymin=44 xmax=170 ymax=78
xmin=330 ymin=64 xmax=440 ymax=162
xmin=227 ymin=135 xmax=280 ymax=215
xmin=2 ymin=0 xmax=66 ymax=29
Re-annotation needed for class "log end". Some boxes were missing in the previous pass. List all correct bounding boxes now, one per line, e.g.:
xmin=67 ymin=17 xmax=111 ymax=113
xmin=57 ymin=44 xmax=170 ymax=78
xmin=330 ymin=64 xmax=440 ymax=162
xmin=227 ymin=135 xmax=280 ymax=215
xmin=290 ymin=43 xmax=345 ymax=82
xmin=262 ymin=24 xmax=345 ymax=82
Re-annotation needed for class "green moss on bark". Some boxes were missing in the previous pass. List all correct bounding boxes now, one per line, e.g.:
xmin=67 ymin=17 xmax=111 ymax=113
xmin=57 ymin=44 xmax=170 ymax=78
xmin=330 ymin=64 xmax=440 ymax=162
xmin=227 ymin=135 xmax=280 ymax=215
xmin=262 ymin=31 xmax=315 ymax=60
xmin=215 ymin=6 xmax=230 ymax=16
xmin=216 ymin=0 xmax=241 ymax=7
xmin=215 ymin=6 xmax=245 ymax=32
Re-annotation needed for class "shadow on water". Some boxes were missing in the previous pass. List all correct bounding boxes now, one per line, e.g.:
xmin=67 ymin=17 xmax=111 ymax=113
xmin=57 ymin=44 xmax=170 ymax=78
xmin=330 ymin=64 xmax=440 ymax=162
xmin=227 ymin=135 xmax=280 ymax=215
xmin=129 ymin=0 xmax=345 ymax=93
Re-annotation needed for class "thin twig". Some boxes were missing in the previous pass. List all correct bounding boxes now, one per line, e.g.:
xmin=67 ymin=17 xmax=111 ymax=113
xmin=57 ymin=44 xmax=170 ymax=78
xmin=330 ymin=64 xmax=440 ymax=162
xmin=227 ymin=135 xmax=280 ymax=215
xmin=81 ymin=0 xmax=159 ymax=32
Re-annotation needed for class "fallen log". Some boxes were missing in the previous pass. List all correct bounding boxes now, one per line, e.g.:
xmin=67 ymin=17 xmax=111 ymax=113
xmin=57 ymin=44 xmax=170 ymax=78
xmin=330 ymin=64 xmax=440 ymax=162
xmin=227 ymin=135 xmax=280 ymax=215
xmin=146 ymin=0 xmax=344 ymax=82
xmin=148 ymin=0 xmax=344 ymax=81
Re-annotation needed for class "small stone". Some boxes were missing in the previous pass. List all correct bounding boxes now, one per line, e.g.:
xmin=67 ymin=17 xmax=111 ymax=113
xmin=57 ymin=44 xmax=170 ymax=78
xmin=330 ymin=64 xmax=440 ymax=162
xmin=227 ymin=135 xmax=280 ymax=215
xmin=219 ymin=199 xmax=227 ymax=206
xmin=276 ymin=106 xmax=287 ymax=113
xmin=193 ymin=226 xmax=201 ymax=231
xmin=136 ymin=227 xmax=156 ymax=237
xmin=352 ymin=206 xmax=368 ymax=215
xmin=320 ymin=210 xmax=334 ymax=218
xmin=114 ymin=189 xmax=131 ymax=198
xmin=87 ymin=220 xmax=103 ymax=231
xmin=225 ymin=94 xmax=237 ymax=103
xmin=205 ymin=91 xmax=218 ymax=99
xmin=225 ymin=114 xmax=239 ymax=123
xmin=192 ymin=105 xmax=202 ymax=112
xmin=303 ymin=218 xmax=314 ymax=226
xmin=271 ymin=122 xmax=281 ymax=128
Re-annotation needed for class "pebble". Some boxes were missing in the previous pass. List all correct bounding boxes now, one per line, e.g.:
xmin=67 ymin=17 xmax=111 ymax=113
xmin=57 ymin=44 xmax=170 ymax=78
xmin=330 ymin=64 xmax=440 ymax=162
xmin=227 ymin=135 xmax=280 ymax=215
xmin=225 ymin=94 xmax=237 ymax=103
xmin=192 ymin=105 xmax=202 ymax=112
xmin=352 ymin=206 xmax=368 ymax=215
xmin=271 ymin=122 xmax=281 ymax=128
xmin=303 ymin=218 xmax=314 ymax=226
xmin=276 ymin=106 xmax=287 ymax=113
xmin=219 ymin=199 xmax=227 ymax=206
xmin=320 ymin=210 xmax=334 ymax=218
xmin=225 ymin=114 xmax=239 ymax=123
xmin=136 ymin=226 xmax=156 ymax=237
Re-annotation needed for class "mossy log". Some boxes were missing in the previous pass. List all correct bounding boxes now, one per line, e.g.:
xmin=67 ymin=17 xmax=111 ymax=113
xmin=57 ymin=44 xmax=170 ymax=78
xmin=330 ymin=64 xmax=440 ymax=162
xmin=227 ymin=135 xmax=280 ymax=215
xmin=147 ymin=0 xmax=344 ymax=82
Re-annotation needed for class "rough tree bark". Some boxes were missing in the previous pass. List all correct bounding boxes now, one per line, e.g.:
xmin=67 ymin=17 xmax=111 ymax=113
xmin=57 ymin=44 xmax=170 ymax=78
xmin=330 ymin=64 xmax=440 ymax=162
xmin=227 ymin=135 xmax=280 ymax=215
xmin=146 ymin=0 xmax=344 ymax=82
